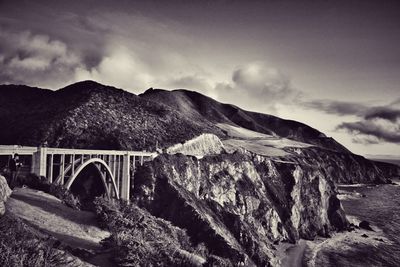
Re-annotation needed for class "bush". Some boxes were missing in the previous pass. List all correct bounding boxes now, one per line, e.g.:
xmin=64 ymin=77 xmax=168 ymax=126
xmin=18 ymin=173 xmax=50 ymax=191
xmin=48 ymin=184 xmax=81 ymax=210
xmin=93 ymin=197 xmax=208 ymax=266
xmin=15 ymin=173 xmax=82 ymax=210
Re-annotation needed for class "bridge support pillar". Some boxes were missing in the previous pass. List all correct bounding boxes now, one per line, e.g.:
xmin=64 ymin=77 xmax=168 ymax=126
xmin=121 ymin=153 xmax=130 ymax=201
xmin=32 ymin=147 xmax=47 ymax=177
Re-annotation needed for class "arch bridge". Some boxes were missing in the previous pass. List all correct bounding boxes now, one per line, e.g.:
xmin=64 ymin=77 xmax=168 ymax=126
xmin=0 ymin=145 xmax=157 ymax=200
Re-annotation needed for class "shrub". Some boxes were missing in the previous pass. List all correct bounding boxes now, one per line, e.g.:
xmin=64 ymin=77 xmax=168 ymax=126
xmin=48 ymin=184 xmax=82 ymax=210
xmin=15 ymin=173 xmax=82 ymax=210
xmin=93 ymin=197 xmax=207 ymax=266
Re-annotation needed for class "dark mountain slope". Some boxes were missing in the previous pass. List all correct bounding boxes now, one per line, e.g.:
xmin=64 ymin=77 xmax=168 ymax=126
xmin=0 ymin=81 xmax=223 ymax=149
xmin=141 ymin=88 xmax=349 ymax=152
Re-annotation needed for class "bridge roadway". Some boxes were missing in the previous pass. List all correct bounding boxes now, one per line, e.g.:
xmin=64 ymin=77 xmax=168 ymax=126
xmin=0 ymin=145 xmax=157 ymax=200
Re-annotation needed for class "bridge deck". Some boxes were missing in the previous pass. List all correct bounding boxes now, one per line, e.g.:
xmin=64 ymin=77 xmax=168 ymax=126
xmin=0 ymin=145 xmax=156 ymax=157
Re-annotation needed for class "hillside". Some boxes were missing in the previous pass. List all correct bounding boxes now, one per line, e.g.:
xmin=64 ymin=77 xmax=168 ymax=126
xmin=0 ymin=81 xmax=346 ymax=152
xmin=0 ymin=81 xmax=223 ymax=150
xmin=0 ymin=80 xmax=399 ymax=184
xmin=1 ymin=80 xmax=400 ymax=266
xmin=141 ymin=88 xmax=349 ymax=152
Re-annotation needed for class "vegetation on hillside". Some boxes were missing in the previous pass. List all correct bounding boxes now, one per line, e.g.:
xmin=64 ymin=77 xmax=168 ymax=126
xmin=0 ymin=81 xmax=222 ymax=150
xmin=93 ymin=197 xmax=213 ymax=267
xmin=5 ymin=173 xmax=81 ymax=210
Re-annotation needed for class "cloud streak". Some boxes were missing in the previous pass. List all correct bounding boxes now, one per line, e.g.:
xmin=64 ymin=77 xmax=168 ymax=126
xmin=304 ymin=97 xmax=400 ymax=144
xmin=303 ymin=99 xmax=368 ymax=116
xmin=337 ymin=118 xmax=400 ymax=144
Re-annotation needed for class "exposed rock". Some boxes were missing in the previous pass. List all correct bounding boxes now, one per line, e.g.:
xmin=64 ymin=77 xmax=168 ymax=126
xmin=133 ymin=152 xmax=348 ymax=266
xmin=0 ymin=175 xmax=12 ymax=216
xmin=0 ymin=175 xmax=11 ymax=202
xmin=166 ymin=133 xmax=224 ymax=158
xmin=283 ymin=147 xmax=398 ymax=184
xmin=359 ymin=220 xmax=374 ymax=231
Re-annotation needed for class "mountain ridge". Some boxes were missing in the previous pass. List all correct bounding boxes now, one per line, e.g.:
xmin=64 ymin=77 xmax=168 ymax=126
xmin=0 ymin=80 xmax=398 ymax=183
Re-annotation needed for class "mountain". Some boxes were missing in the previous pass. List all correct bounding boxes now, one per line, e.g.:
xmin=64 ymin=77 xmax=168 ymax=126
xmin=140 ymin=88 xmax=349 ymax=152
xmin=0 ymin=81 xmax=347 ymax=152
xmin=0 ymin=81 xmax=221 ymax=150
xmin=1 ymin=80 xmax=400 ymax=266
xmin=0 ymin=81 xmax=398 ymax=184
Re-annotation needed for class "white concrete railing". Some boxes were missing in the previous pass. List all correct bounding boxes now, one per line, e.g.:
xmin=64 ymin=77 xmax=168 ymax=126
xmin=0 ymin=145 xmax=156 ymax=157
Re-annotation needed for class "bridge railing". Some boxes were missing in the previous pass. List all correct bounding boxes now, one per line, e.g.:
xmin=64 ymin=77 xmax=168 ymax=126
xmin=0 ymin=145 xmax=158 ymax=201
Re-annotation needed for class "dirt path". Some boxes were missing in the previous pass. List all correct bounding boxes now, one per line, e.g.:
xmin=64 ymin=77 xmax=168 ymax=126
xmin=6 ymin=187 xmax=112 ymax=266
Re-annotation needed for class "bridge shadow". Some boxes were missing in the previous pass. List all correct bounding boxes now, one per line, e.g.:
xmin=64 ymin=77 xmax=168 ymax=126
xmin=11 ymin=190 xmax=99 ymax=227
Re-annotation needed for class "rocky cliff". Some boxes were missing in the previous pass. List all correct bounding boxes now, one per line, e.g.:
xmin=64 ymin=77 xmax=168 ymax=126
xmin=281 ymin=147 xmax=400 ymax=184
xmin=132 ymin=152 xmax=348 ymax=266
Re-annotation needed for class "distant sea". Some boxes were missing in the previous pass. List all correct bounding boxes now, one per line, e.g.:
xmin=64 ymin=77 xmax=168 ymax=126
xmin=368 ymin=158 xmax=400 ymax=166
xmin=310 ymin=182 xmax=400 ymax=266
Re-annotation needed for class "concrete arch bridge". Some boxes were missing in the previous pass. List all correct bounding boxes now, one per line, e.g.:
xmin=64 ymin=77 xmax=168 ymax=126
xmin=0 ymin=145 xmax=157 ymax=200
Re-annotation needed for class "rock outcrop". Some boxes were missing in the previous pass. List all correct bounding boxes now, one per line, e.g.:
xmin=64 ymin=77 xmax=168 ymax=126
xmin=133 ymin=152 xmax=348 ymax=266
xmin=166 ymin=133 xmax=224 ymax=158
xmin=0 ymin=175 xmax=12 ymax=216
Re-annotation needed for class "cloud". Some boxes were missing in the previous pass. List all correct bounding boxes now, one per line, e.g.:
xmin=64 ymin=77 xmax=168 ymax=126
xmin=215 ymin=62 xmax=300 ymax=114
xmin=337 ymin=117 xmax=400 ymax=144
xmin=0 ymin=29 xmax=82 ymax=88
xmin=302 ymin=99 xmax=368 ymax=116
xmin=303 ymin=97 xmax=400 ymax=144
xmin=364 ymin=107 xmax=400 ymax=122
xmin=163 ymin=74 xmax=216 ymax=97
xmin=74 ymin=44 xmax=153 ymax=91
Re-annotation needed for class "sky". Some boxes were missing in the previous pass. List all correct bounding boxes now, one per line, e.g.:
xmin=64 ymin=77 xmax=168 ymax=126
xmin=0 ymin=0 xmax=399 ymax=156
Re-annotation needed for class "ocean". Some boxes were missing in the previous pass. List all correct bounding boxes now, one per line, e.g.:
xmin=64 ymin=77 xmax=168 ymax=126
xmin=308 ymin=182 xmax=400 ymax=266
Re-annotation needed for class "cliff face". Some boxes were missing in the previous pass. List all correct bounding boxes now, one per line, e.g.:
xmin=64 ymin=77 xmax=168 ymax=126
xmin=132 ymin=152 xmax=347 ymax=266
xmin=282 ymin=147 xmax=400 ymax=184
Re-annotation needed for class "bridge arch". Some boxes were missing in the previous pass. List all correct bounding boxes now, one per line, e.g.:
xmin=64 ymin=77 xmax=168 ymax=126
xmin=65 ymin=158 xmax=119 ymax=199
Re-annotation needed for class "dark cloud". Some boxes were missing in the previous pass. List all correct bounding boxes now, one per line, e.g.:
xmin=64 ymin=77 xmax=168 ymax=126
xmin=337 ymin=119 xmax=400 ymax=144
xmin=364 ymin=107 xmax=400 ymax=122
xmin=305 ymin=98 xmax=400 ymax=144
xmin=302 ymin=100 xmax=368 ymax=116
